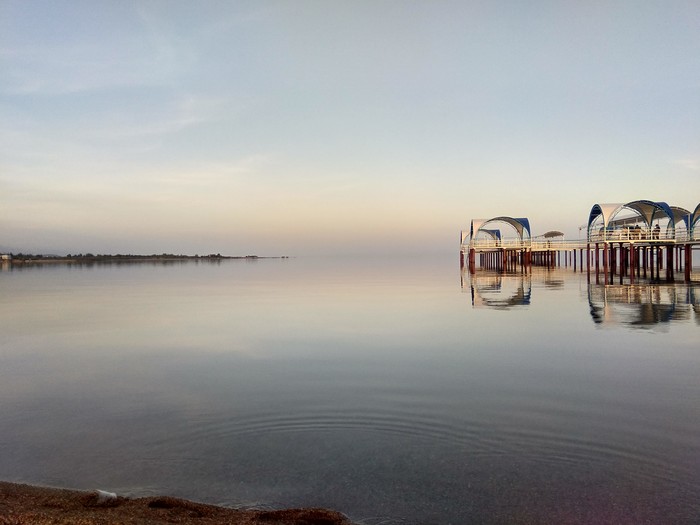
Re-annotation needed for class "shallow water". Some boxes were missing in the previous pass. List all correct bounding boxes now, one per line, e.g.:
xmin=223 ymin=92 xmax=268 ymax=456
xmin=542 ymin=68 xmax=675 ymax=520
xmin=1 ymin=256 xmax=699 ymax=524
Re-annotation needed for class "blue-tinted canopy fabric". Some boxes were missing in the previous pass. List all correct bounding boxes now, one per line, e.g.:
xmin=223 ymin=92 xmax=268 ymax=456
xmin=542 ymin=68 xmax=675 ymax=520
xmin=468 ymin=217 xmax=531 ymax=243
xmin=692 ymin=203 xmax=700 ymax=237
xmin=587 ymin=200 xmax=678 ymax=240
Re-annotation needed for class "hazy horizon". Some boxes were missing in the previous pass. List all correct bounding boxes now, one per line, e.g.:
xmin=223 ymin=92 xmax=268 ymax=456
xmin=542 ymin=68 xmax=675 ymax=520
xmin=2 ymin=1 xmax=699 ymax=256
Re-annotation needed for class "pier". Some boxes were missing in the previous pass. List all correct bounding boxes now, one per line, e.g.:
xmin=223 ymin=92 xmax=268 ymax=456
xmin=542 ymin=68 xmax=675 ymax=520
xmin=460 ymin=200 xmax=700 ymax=282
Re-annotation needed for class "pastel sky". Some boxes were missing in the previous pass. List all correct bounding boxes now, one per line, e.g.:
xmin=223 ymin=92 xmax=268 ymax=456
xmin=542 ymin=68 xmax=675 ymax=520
xmin=1 ymin=1 xmax=699 ymax=256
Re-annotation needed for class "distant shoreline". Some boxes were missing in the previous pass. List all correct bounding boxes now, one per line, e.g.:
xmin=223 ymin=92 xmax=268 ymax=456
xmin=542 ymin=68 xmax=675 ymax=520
xmin=3 ymin=254 xmax=290 ymax=266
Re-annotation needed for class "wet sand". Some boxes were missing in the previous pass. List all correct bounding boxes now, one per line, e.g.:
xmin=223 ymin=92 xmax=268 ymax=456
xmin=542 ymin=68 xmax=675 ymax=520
xmin=0 ymin=481 xmax=353 ymax=524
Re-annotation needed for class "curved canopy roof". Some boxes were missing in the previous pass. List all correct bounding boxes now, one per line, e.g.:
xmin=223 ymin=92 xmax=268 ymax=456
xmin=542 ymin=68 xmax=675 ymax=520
xmin=588 ymin=203 xmax=623 ymax=232
xmin=481 ymin=229 xmax=502 ymax=241
xmin=670 ymin=206 xmax=691 ymax=229
xmin=469 ymin=217 xmax=531 ymax=243
xmin=588 ymin=200 xmax=675 ymax=233
xmin=692 ymin=203 xmax=700 ymax=231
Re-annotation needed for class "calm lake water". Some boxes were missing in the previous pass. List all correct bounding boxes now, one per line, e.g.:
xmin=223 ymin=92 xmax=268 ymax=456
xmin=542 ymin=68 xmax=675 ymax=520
xmin=1 ymin=255 xmax=699 ymax=524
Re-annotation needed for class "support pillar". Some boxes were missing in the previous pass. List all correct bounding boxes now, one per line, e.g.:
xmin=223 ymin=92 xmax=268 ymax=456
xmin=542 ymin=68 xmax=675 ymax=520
xmin=629 ymin=244 xmax=636 ymax=283
xmin=603 ymin=243 xmax=608 ymax=275
xmin=595 ymin=243 xmax=599 ymax=273
xmin=585 ymin=245 xmax=590 ymax=281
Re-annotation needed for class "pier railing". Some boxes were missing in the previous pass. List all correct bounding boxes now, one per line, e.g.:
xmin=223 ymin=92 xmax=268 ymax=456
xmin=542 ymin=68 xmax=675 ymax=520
xmin=466 ymin=232 xmax=695 ymax=252
xmin=466 ymin=239 xmax=529 ymax=250
xmin=531 ymin=240 xmax=588 ymax=250
xmin=588 ymin=230 xmax=690 ymax=242
xmin=467 ymin=239 xmax=589 ymax=251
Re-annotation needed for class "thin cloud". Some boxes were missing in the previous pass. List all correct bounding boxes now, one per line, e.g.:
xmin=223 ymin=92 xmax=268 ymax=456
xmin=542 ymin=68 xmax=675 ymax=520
xmin=94 ymin=95 xmax=226 ymax=141
xmin=1 ymin=14 xmax=189 ymax=96
xmin=2 ymin=44 xmax=157 ymax=95
xmin=149 ymin=155 xmax=273 ymax=187
xmin=673 ymin=158 xmax=700 ymax=171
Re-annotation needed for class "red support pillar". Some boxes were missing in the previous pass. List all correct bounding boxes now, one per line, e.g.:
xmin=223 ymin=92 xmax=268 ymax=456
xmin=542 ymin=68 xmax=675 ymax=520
xmin=611 ymin=244 xmax=617 ymax=275
xmin=584 ymin=245 xmax=589 ymax=280
xmin=629 ymin=244 xmax=636 ymax=283
xmin=603 ymin=243 xmax=609 ymax=274
xmin=595 ymin=243 xmax=600 ymax=273
xmin=623 ymin=244 xmax=628 ymax=276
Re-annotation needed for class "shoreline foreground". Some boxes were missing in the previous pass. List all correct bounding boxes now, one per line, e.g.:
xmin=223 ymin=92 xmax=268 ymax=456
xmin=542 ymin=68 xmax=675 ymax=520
xmin=0 ymin=481 xmax=353 ymax=525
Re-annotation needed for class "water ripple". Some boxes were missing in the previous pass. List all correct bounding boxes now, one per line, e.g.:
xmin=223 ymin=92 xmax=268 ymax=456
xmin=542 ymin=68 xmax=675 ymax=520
xmin=152 ymin=406 xmax=695 ymax=489
xmin=180 ymin=409 xmax=492 ymax=448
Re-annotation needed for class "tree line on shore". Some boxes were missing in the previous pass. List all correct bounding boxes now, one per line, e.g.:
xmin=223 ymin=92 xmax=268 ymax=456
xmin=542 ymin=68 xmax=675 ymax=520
xmin=9 ymin=253 xmax=231 ymax=260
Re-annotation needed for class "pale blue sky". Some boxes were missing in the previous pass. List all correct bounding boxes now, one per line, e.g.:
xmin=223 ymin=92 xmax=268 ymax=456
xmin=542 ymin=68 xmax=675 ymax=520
xmin=1 ymin=1 xmax=699 ymax=255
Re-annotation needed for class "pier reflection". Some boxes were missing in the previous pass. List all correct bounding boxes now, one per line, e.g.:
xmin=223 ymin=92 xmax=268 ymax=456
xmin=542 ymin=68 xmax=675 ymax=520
xmin=588 ymin=281 xmax=700 ymax=328
xmin=461 ymin=269 xmax=532 ymax=309
xmin=462 ymin=266 xmax=700 ymax=327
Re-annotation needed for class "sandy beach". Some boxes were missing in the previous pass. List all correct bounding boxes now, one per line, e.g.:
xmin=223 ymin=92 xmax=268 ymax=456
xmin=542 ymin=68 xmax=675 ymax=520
xmin=0 ymin=482 xmax=353 ymax=525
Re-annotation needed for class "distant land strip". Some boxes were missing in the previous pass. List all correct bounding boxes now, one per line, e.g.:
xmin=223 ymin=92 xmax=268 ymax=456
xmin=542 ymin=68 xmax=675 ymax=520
xmin=4 ymin=253 xmax=289 ymax=265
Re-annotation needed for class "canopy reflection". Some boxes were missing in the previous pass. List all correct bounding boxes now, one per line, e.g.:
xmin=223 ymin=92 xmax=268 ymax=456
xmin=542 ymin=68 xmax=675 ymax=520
xmin=463 ymin=266 xmax=700 ymax=328
xmin=461 ymin=268 xmax=534 ymax=309
xmin=588 ymin=282 xmax=700 ymax=328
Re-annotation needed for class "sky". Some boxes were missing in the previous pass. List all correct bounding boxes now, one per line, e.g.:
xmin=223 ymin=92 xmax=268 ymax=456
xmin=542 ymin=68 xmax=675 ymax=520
xmin=1 ymin=1 xmax=699 ymax=256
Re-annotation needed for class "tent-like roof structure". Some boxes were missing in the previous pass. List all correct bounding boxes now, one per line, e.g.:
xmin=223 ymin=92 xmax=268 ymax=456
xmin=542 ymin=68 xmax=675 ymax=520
xmin=468 ymin=217 xmax=531 ymax=244
xmin=480 ymin=229 xmax=502 ymax=241
xmin=691 ymin=203 xmax=700 ymax=234
xmin=587 ymin=200 xmax=675 ymax=239
xmin=670 ymin=206 xmax=691 ymax=229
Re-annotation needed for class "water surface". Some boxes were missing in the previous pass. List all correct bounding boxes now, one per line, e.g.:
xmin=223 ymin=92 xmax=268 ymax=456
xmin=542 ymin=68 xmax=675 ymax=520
xmin=1 ymin=256 xmax=699 ymax=524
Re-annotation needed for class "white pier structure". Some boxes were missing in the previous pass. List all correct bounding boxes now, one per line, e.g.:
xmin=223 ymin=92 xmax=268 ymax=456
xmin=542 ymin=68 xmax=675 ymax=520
xmin=461 ymin=200 xmax=700 ymax=282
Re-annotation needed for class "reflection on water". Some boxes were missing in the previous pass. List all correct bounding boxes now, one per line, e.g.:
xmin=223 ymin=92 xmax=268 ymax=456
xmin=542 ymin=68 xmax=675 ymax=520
xmin=0 ymin=258 xmax=227 ymax=272
xmin=463 ymin=266 xmax=700 ymax=329
xmin=462 ymin=270 xmax=532 ymax=309
xmin=588 ymin=282 xmax=700 ymax=328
